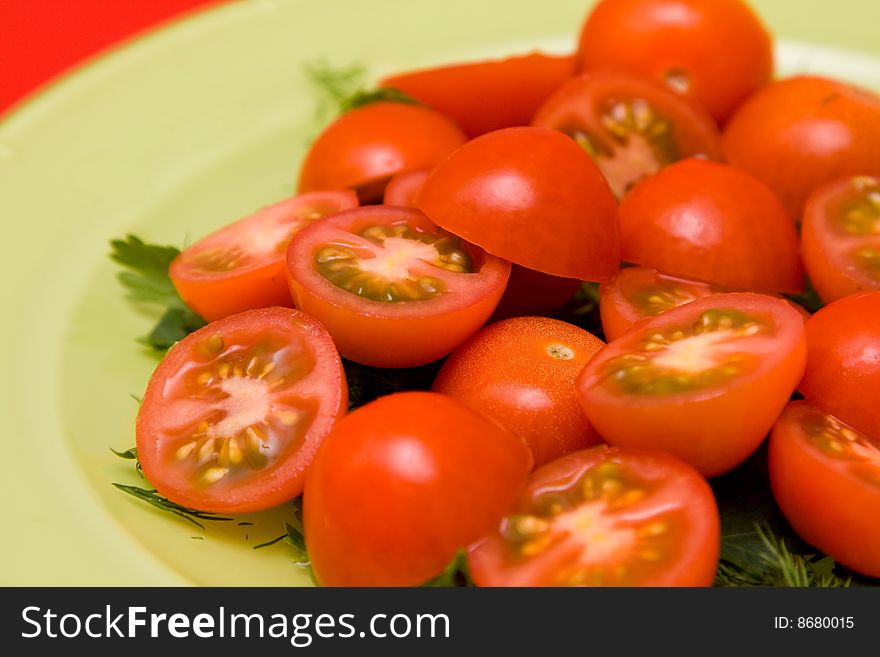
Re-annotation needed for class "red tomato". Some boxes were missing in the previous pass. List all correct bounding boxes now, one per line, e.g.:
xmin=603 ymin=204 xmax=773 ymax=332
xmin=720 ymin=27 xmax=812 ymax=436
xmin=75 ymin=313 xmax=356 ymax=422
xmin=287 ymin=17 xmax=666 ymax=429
xmin=381 ymin=51 xmax=576 ymax=138
xmin=169 ymin=191 xmax=358 ymax=321
xmin=769 ymin=401 xmax=880 ymax=578
xmin=799 ymin=292 xmax=880 ymax=439
xmin=722 ymin=76 xmax=880 ymax=220
xmin=382 ymin=168 xmax=430 ymax=207
xmin=285 ymin=205 xmax=510 ymax=367
xmin=297 ymin=102 xmax=467 ymax=202
xmin=619 ymin=159 xmax=804 ymax=294
xmin=576 ymin=293 xmax=807 ymax=477
xmin=303 ymin=391 xmax=533 ymax=586
xmin=600 ymin=266 xmax=723 ymax=341
xmin=468 ymin=446 xmax=720 ymax=586
xmin=802 ymin=175 xmax=880 ymax=303
xmin=135 ymin=307 xmax=347 ymax=514
xmin=532 ymin=72 xmax=723 ymax=198
xmin=418 ymin=126 xmax=620 ymax=281
xmin=432 ymin=317 xmax=605 ymax=467
xmin=576 ymin=0 xmax=772 ymax=124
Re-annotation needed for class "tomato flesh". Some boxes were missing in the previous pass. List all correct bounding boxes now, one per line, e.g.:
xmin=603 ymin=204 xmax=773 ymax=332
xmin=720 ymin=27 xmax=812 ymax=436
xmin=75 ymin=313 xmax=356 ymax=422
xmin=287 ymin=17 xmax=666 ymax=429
xmin=532 ymin=72 xmax=723 ymax=198
xmin=169 ymin=191 xmax=358 ymax=321
xmin=468 ymin=446 xmax=720 ymax=586
xmin=802 ymin=175 xmax=880 ymax=303
xmin=286 ymin=206 xmax=510 ymax=367
xmin=769 ymin=402 xmax=880 ymax=578
xmin=577 ymin=293 xmax=806 ymax=476
xmin=136 ymin=307 xmax=347 ymax=513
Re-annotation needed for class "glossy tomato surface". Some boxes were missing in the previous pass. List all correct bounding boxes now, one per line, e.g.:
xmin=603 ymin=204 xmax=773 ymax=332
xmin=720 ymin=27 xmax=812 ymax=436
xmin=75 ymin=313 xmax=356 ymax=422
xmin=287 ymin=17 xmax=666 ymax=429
xmin=383 ymin=168 xmax=431 ymax=207
xmin=297 ymin=102 xmax=467 ymax=201
xmin=432 ymin=317 xmax=605 ymax=467
xmin=136 ymin=307 xmax=347 ymax=514
xmin=170 ymin=191 xmax=358 ymax=321
xmin=799 ymin=292 xmax=880 ymax=439
xmin=576 ymin=0 xmax=772 ymax=123
xmin=769 ymin=401 xmax=880 ymax=577
xmin=304 ymin=392 xmax=533 ymax=586
xmin=619 ymin=159 xmax=804 ymax=293
xmin=723 ymin=76 xmax=880 ymax=220
xmin=600 ymin=266 xmax=723 ymax=341
xmin=286 ymin=205 xmax=510 ymax=367
xmin=381 ymin=51 xmax=576 ymax=138
xmin=468 ymin=446 xmax=720 ymax=586
xmin=802 ymin=175 xmax=880 ymax=303
xmin=577 ymin=293 xmax=806 ymax=476
xmin=532 ymin=72 xmax=723 ymax=198
xmin=418 ymin=126 xmax=619 ymax=281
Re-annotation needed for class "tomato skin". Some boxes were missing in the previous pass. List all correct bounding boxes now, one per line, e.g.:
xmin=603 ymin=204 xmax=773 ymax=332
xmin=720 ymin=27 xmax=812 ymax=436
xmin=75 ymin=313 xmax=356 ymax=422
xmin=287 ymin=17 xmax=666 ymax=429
xmin=577 ymin=293 xmax=807 ymax=477
xmin=576 ymin=0 xmax=772 ymax=124
xmin=769 ymin=402 xmax=880 ymax=578
xmin=432 ymin=317 xmax=605 ymax=468
xmin=799 ymin=292 xmax=880 ymax=440
xmin=722 ymin=76 xmax=880 ymax=220
xmin=169 ymin=191 xmax=358 ymax=321
xmin=468 ymin=446 xmax=720 ymax=587
xmin=382 ymin=168 xmax=431 ymax=207
xmin=801 ymin=176 xmax=880 ymax=304
xmin=381 ymin=52 xmax=576 ymax=138
xmin=136 ymin=307 xmax=347 ymax=514
xmin=285 ymin=205 xmax=511 ymax=368
xmin=418 ymin=126 xmax=620 ymax=281
xmin=532 ymin=72 xmax=723 ymax=198
xmin=619 ymin=159 xmax=804 ymax=294
xmin=303 ymin=391 xmax=533 ymax=586
xmin=297 ymin=102 xmax=467 ymax=200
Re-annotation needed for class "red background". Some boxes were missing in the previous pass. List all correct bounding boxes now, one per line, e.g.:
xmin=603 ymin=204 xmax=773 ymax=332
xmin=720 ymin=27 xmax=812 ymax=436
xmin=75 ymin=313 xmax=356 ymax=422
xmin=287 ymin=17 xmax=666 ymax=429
xmin=0 ymin=0 xmax=220 ymax=115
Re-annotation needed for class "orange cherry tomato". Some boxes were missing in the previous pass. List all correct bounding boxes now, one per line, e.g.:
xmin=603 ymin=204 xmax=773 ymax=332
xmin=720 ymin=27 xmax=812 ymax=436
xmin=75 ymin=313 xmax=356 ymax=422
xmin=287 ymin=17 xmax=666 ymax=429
xmin=468 ymin=446 xmax=720 ymax=586
xmin=432 ymin=317 xmax=605 ymax=468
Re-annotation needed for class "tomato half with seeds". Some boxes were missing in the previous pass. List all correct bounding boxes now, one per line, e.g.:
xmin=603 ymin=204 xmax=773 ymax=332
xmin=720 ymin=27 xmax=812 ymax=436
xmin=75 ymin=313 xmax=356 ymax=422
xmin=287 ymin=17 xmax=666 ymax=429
xmin=136 ymin=307 xmax=347 ymax=514
xmin=532 ymin=72 xmax=723 ymax=198
xmin=802 ymin=176 xmax=880 ymax=303
xmin=169 ymin=191 xmax=358 ymax=321
xmin=304 ymin=391 xmax=533 ymax=586
xmin=799 ymin=292 xmax=880 ymax=440
xmin=285 ymin=206 xmax=510 ymax=367
xmin=769 ymin=401 xmax=880 ymax=578
xmin=381 ymin=51 xmax=576 ymax=138
xmin=468 ymin=446 xmax=720 ymax=586
xmin=297 ymin=102 xmax=467 ymax=202
xmin=722 ymin=76 xmax=880 ymax=220
xmin=577 ymin=293 xmax=807 ymax=477
xmin=418 ymin=126 xmax=619 ymax=281
xmin=619 ymin=159 xmax=804 ymax=294
xmin=600 ymin=266 xmax=723 ymax=341
xmin=432 ymin=317 xmax=605 ymax=468
xmin=576 ymin=0 xmax=772 ymax=124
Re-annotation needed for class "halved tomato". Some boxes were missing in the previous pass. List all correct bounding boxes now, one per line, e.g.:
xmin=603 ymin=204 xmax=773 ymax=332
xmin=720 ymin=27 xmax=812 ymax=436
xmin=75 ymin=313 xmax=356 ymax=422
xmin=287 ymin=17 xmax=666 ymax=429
xmin=769 ymin=401 xmax=880 ymax=578
xmin=600 ymin=266 xmax=723 ymax=341
xmin=468 ymin=446 xmax=720 ymax=586
xmin=576 ymin=293 xmax=807 ymax=477
xmin=136 ymin=307 xmax=347 ymax=514
xmin=297 ymin=102 xmax=467 ymax=202
xmin=380 ymin=51 xmax=576 ymax=138
xmin=285 ymin=206 xmax=511 ymax=367
xmin=418 ymin=126 xmax=620 ymax=281
xmin=802 ymin=175 xmax=880 ymax=303
xmin=169 ymin=191 xmax=358 ymax=321
xmin=619 ymin=159 xmax=804 ymax=294
xmin=383 ymin=168 xmax=431 ymax=207
xmin=532 ymin=72 xmax=723 ymax=198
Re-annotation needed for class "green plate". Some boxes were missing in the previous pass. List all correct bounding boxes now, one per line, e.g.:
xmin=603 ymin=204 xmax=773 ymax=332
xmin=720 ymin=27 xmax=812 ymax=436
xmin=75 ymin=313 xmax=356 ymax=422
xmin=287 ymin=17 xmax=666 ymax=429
xmin=1 ymin=0 xmax=879 ymax=586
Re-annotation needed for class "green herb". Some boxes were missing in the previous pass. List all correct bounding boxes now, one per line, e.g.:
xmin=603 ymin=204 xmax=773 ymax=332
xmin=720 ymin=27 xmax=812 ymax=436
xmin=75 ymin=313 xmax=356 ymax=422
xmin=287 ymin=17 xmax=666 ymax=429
xmin=339 ymin=87 xmax=421 ymax=113
xmin=109 ymin=235 xmax=205 ymax=350
xmin=285 ymin=498 xmax=310 ymax=566
xmin=253 ymin=533 xmax=288 ymax=550
xmin=238 ymin=522 xmax=255 ymax=527
xmin=303 ymin=60 xmax=421 ymax=120
xmin=553 ymin=281 xmax=605 ymax=339
xmin=344 ymin=358 xmax=443 ymax=410
xmin=112 ymin=483 xmax=233 ymax=530
xmin=110 ymin=445 xmax=144 ymax=478
xmin=423 ymin=551 xmax=473 ymax=587
xmin=785 ymin=276 xmax=823 ymax=314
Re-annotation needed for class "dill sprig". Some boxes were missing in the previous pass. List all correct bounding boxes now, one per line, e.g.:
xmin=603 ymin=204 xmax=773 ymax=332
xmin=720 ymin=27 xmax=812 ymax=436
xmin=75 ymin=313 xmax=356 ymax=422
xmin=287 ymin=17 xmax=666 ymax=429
xmin=112 ymin=483 xmax=233 ymax=530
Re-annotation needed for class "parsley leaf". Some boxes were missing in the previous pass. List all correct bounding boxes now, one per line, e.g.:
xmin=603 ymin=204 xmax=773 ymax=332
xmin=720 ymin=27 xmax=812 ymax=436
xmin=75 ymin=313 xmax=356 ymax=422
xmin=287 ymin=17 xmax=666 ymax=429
xmin=303 ymin=60 xmax=421 ymax=119
xmin=422 ymin=550 xmax=474 ymax=587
